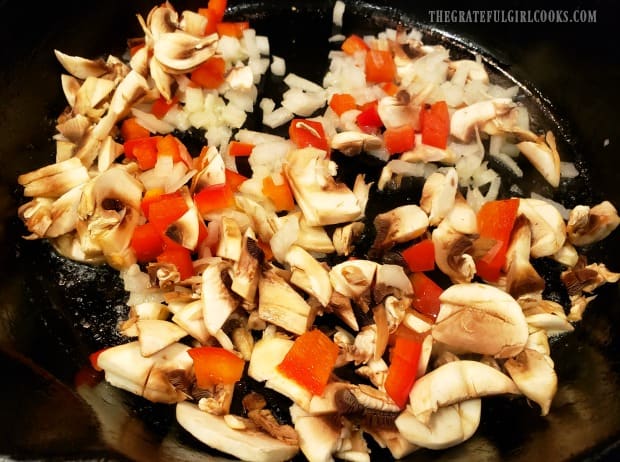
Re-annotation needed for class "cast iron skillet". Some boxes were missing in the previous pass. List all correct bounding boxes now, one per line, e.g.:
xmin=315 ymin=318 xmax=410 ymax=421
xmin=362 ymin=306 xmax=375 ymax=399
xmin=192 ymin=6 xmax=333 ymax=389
xmin=1 ymin=0 xmax=619 ymax=460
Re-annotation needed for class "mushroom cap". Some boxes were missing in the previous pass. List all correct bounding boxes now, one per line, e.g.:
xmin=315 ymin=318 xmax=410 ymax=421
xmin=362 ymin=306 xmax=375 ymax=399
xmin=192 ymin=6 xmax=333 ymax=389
xmin=433 ymin=283 xmax=529 ymax=358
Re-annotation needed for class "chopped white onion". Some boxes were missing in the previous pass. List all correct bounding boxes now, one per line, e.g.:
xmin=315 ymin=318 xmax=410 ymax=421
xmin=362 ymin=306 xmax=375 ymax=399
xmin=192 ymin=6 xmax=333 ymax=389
xmin=130 ymin=108 xmax=175 ymax=134
xmin=270 ymin=55 xmax=286 ymax=76
xmin=263 ymin=106 xmax=294 ymax=128
xmin=332 ymin=0 xmax=345 ymax=26
xmin=560 ymin=161 xmax=580 ymax=179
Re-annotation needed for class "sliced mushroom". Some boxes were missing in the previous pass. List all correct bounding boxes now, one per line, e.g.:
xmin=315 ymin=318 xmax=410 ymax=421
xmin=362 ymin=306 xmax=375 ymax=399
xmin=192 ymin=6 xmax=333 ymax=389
xmin=504 ymin=349 xmax=557 ymax=415
xmin=332 ymin=221 xmax=365 ymax=256
xmin=171 ymin=299 xmax=210 ymax=344
xmin=176 ymin=402 xmax=299 ymax=462
xmin=285 ymin=245 xmax=332 ymax=307
xmin=408 ymin=360 xmax=519 ymax=424
xmin=372 ymin=204 xmax=429 ymax=251
xmin=450 ymin=98 xmax=514 ymax=142
xmin=552 ymin=242 xmax=580 ymax=268
xmin=153 ymin=31 xmax=218 ymax=74
xmin=216 ymin=216 xmax=243 ymax=261
xmin=420 ymin=168 xmax=458 ymax=226
xmin=329 ymin=259 xmax=378 ymax=299
xmin=444 ymin=193 xmax=478 ymax=235
xmin=136 ymin=319 xmax=188 ymax=357
xmin=561 ymin=262 xmax=620 ymax=296
xmin=566 ymin=201 xmax=620 ymax=246
xmin=258 ymin=267 xmax=317 ymax=335
xmin=18 ymin=157 xmax=90 ymax=199
xmin=516 ymin=131 xmax=561 ymax=188
xmin=374 ymin=264 xmax=413 ymax=302
xmin=166 ymin=200 xmax=202 ymax=251
xmin=326 ymin=292 xmax=358 ymax=331
xmin=290 ymin=405 xmax=343 ymax=462
xmin=56 ymin=113 xmax=91 ymax=142
xmin=520 ymin=298 xmax=574 ymax=337
xmin=201 ymin=260 xmax=238 ymax=336
xmin=396 ymin=399 xmax=481 ymax=450
xmin=432 ymin=220 xmax=476 ymax=284
xmin=518 ymin=198 xmax=566 ymax=258
xmin=247 ymin=409 xmax=298 ymax=445
xmin=54 ymin=50 xmax=109 ymax=79
xmin=377 ymin=92 xmax=419 ymax=129
xmin=364 ymin=425 xmax=418 ymax=460
xmin=335 ymin=385 xmax=401 ymax=428
xmin=505 ymin=215 xmax=545 ymax=299
xmin=73 ymin=76 xmax=116 ymax=116
xmin=330 ymin=131 xmax=382 ymax=156
xmin=231 ymin=228 xmax=263 ymax=303
xmin=284 ymin=147 xmax=363 ymax=226
xmin=295 ymin=218 xmax=335 ymax=254
xmin=433 ymin=283 xmax=528 ymax=358
xmin=96 ymin=341 xmax=193 ymax=403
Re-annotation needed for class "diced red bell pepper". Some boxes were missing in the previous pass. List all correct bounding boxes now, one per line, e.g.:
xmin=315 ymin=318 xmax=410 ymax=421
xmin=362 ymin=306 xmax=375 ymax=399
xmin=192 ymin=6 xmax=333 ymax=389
xmin=410 ymin=272 xmax=443 ymax=320
xmin=216 ymin=21 xmax=250 ymax=38
xmin=475 ymin=198 xmax=520 ymax=282
xmin=381 ymin=82 xmax=399 ymax=96
xmin=225 ymin=168 xmax=248 ymax=192
xmin=157 ymin=247 xmax=194 ymax=280
xmin=207 ymin=0 xmax=227 ymax=22
xmin=383 ymin=125 xmax=416 ymax=155
xmin=88 ymin=347 xmax=107 ymax=372
xmin=151 ymin=95 xmax=178 ymax=119
xmin=156 ymin=134 xmax=182 ymax=163
xmin=124 ymin=136 xmax=162 ymax=170
xmin=365 ymin=49 xmax=396 ymax=84
xmin=420 ymin=101 xmax=450 ymax=149
xmin=356 ymin=101 xmax=382 ymax=134
xmin=277 ymin=329 xmax=339 ymax=396
xmin=198 ymin=7 xmax=219 ymax=35
xmin=341 ymin=34 xmax=369 ymax=55
xmin=130 ymin=222 xmax=165 ymax=263
xmin=194 ymin=183 xmax=235 ymax=215
xmin=384 ymin=333 xmax=423 ymax=409
xmin=120 ymin=117 xmax=150 ymax=141
xmin=329 ymin=93 xmax=357 ymax=116
xmin=188 ymin=346 xmax=245 ymax=389
xmin=228 ymin=141 xmax=254 ymax=157
xmin=190 ymin=56 xmax=226 ymax=89
xmin=262 ymin=175 xmax=295 ymax=212
xmin=140 ymin=188 xmax=165 ymax=217
xmin=147 ymin=192 xmax=189 ymax=234
xmin=402 ymin=238 xmax=435 ymax=273
xmin=289 ymin=119 xmax=329 ymax=151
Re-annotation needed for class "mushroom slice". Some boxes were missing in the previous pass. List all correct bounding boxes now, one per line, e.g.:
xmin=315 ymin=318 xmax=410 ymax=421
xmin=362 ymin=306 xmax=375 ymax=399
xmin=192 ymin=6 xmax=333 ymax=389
xmin=291 ymin=406 xmax=343 ymax=462
xmin=505 ymin=216 xmax=545 ymax=299
xmin=420 ymin=168 xmax=458 ymax=226
xmin=96 ymin=341 xmax=193 ymax=404
xmin=566 ymin=201 xmax=620 ymax=246
xmin=444 ymin=193 xmax=478 ymax=235
xmin=432 ymin=220 xmax=476 ymax=284
xmin=145 ymin=2 xmax=179 ymax=39
xmin=327 ymin=292 xmax=358 ymax=332
xmin=73 ymin=76 xmax=116 ymax=116
xmin=285 ymin=245 xmax=332 ymax=307
xmin=450 ymin=98 xmax=514 ymax=142
xmin=408 ymin=360 xmax=519 ymax=424
xmin=166 ymin=202 xmax=202 ymax=252
xmin=561 ymin=262 xmax=620 ymax=296
xmin=396 ymin=399 xmax=481 ymax=450
xmin=518 ymin=198 xmax=566 ymax=258
xmin=136 ymin=319 xmax=188 ymax=357
xmin=153 ymin=31 xmax=218 ymax=74
xmin=60 ymin=74 xmax=82 ymax=108
xmin=516 ymin=131 xmax=561 ymax=188
xmin=520 ymin=299 xmax=574 ymax=337
xmin=504 ymin=349 xmax=557 ymax=415
xmin=18 ymin=157 xmax=90 ymax=199
xmin=56 ymin=113 xmax=91 ymax=142
xmin=54 ymin=50 xmax=109 ymax=79
xmin=377 ymin=92 xmax=419 ymax=129
xmin=231 ymin=228 xmax=263 ymax=303
xmin=329 ymin=259 xmax=378 ymax=299
xmin=216 ymin=216 xmax=243 ymax=261
xmin=332 ymin=221 xmax=365 ymax=256
xmin=201 ymin=260 xmax=239 ymax=336
xmin=433 ymin=283 xmax=528 ymax=358
xmin=330 ymin=131 xmax=382 ymax=156
xmin=295 ymin=218 xmax=335 ymax=254
xmin=171 ymin=300 xmax=210 ymax=344
xmin=552 ymin=242 xmax=580 ymax=268
xmin=365 ymin=425 xmax=417 ymax=460
xmin=258 ymin=267 xmax=317 ymax=335
xmin=284 ymin=147 xmax=363 ymax=226
xmin=176 ymin=402 xmax=299 ymax=462
xmin=17 ymin=197 xmax=53 ymax=239
xmin=372 ymin=204 xmax=429 ymax=251
xmin=374 ymin=264 xmax=413 ymax=302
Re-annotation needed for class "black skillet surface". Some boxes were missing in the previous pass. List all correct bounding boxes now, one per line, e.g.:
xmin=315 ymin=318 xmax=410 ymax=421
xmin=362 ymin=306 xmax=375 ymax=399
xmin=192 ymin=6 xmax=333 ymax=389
xmin=1 ymin=0 xmax=619 ymax=460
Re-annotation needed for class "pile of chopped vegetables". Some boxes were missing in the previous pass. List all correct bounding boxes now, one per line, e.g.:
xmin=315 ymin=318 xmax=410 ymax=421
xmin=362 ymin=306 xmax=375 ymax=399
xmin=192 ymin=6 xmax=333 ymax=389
xmin=16 ymin=1 xmax=620 ymax=461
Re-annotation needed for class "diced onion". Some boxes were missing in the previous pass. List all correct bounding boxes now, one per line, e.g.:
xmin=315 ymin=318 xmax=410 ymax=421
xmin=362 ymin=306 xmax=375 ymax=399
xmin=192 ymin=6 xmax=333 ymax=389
xmin=270 ymin=55 xmax=286 ymax=76
xmin=332 ymin=0 xmax=345 ymax=26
